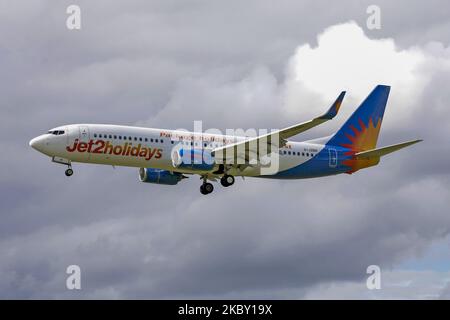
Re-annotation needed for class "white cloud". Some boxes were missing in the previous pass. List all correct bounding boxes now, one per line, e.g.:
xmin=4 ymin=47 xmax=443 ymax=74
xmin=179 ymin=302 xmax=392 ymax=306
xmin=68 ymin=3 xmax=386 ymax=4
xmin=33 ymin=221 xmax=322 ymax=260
xmin=283 ymin=21 xmax=450 ymax=131
xmin=288 ymin=22 xmax=425 ymax=100
xmin=144 ymin=21 xmax=450 ymax=136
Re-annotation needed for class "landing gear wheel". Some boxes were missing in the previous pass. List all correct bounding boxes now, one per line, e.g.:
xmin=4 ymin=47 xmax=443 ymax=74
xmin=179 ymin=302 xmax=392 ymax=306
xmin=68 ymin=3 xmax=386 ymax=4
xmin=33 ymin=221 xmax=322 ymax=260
xmin=220 ymin=174 xmax=235 ymax=187
xmin=200 ymin=182 xmax=214 ymax=195
xmin=65 ymin=168 xmax=73 ymax=177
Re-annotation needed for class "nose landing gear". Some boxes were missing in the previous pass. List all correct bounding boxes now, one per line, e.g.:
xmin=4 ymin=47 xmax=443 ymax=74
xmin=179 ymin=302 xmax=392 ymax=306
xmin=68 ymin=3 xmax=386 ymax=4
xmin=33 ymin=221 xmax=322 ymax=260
xmin=51 ymin=156 xmax=73 ymax=177
xmin=65 ymin=167 xmax=73 ymax=177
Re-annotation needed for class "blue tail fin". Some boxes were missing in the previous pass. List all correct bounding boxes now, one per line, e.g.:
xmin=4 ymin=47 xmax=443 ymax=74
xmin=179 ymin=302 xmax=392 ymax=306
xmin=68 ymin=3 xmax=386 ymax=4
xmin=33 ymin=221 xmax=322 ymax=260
xmin=326 ymin=85 xmax=390 ymax=152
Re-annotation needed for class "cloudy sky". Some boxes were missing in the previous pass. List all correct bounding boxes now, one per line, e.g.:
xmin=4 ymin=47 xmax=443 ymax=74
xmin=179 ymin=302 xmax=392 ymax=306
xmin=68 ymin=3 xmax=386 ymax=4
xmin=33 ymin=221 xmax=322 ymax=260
xmin=1 ymin=0 xmax=450 ymax=299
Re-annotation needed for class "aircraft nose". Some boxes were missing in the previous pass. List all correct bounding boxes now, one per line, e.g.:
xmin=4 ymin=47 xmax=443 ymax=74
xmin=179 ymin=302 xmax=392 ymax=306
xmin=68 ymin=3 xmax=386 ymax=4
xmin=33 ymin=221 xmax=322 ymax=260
xmin=29 ymin=135 xmax=47 ymax=152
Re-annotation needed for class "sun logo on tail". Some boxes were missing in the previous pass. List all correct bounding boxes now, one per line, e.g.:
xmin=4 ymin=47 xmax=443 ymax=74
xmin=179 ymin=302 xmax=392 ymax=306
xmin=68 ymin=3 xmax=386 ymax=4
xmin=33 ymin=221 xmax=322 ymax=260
xmin=341 ymin=117 xmax=382 ymax=153
xmin=341 ymin=117 xmax=382 ymax=173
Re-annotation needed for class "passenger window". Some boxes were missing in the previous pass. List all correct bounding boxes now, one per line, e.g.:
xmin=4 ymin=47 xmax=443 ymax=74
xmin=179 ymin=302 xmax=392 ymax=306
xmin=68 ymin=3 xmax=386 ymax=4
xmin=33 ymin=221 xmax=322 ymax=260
xmin=139 ymin=138 xmax=142 ymax=141
xmin=119 ymin=136 xmax=122 ymax=140
xmin=160 ymin=139 xmax=164 ymax=143
xmin=306 ymin=153 xmax=309 ymax=157
xmin=99 ymin=134 xmax=102 ymax=138
xmin=302 ymin=152 xmax=305 ymax=156
xmin=94 ymin=134 xmax=97 ymax=138
xmin=114 ymin=135 xmax=117 ymax=139
xmin=150 ymin=138 xmax=153 ymax=142
xmin=145 ymin=138 xmax=148 ymax=142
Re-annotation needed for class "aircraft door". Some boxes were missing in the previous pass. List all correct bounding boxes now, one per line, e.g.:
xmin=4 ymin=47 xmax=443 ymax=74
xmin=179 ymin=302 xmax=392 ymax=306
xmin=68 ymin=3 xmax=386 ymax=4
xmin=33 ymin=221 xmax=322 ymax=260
xmin=78 ymin=125 xmax=91 ymax=161
xmin=329 ymin=148 xmax=337 ymax=168
xmin=79 ymin=126 xmax=90 ymax=141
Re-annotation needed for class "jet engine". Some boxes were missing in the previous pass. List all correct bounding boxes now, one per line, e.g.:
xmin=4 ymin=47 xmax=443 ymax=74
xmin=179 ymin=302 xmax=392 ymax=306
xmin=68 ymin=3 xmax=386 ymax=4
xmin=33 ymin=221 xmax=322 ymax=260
xmin=139 ymin=168 xmax=184 ymax=185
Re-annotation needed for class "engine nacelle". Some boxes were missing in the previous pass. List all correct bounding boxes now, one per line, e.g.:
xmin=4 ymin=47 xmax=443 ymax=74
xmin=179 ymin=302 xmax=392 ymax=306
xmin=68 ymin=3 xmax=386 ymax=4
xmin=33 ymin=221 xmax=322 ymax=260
xmin=171 ymin=148 xmax=215 ymax=171
xmin=139 ymin=168 xmax=183 ymax=185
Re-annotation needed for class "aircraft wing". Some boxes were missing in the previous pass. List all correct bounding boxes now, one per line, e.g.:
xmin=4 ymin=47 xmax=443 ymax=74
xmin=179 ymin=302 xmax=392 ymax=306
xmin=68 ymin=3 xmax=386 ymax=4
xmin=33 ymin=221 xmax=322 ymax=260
xmin=212 ymin=91 xmax=346 ymax=163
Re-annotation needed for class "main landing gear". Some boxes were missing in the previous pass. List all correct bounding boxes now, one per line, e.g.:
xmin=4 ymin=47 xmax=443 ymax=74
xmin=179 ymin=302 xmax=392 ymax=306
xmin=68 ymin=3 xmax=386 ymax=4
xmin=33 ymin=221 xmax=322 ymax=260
xmin=200 ymin=174 xmax=235 ymax=195
xmin=220 ymin=174 xmax=235 ymax=187
xmin=200 ymin=182 xmax=214 ymax=195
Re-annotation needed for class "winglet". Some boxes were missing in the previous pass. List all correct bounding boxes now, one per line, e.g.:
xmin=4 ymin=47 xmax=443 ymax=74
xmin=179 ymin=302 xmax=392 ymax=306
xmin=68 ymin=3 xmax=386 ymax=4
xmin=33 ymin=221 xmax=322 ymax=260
xmin=318 ymin=91 xmax=346 ymax=120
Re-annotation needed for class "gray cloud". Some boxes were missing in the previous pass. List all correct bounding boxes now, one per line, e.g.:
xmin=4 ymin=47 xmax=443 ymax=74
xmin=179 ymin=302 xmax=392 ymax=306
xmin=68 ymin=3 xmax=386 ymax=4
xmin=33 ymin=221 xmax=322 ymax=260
xmin=1 ymin=0 xmax=450 ymax=299
xmin=305 ymin=269 xmax=450 ymax=299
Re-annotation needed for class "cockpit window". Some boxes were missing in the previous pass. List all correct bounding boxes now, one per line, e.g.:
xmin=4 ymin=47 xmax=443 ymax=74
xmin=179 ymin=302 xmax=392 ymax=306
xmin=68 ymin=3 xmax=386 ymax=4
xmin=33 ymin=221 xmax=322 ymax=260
xmin=48 ymin=130 xmax=65 ymax=135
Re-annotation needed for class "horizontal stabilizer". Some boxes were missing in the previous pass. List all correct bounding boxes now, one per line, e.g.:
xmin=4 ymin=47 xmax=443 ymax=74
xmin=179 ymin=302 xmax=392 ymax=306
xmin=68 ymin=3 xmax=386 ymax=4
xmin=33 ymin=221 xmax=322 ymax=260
xmin=355 ymin=139 xmax=422 ymax=159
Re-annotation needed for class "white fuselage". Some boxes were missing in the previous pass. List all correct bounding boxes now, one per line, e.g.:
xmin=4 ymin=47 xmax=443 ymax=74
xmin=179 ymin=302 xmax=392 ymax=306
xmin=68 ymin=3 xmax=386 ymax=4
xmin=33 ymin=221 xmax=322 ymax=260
xmin=30 ymin=124 xmax=325 ymax=177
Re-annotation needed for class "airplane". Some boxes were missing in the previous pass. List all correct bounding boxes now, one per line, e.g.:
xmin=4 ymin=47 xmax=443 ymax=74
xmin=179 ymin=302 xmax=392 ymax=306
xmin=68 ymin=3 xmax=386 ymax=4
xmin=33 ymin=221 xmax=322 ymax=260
xmin=29 ymin=85 xmax=421 ymax=195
